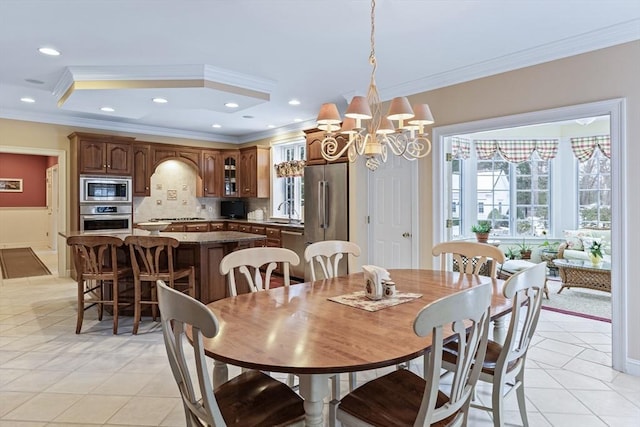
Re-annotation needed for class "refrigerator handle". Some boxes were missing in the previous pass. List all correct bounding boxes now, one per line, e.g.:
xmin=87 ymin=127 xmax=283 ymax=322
xmin=318 ymin=181 xmax=325 ymax=228
xmin=323 ymin=180 xmax=329 ymax=229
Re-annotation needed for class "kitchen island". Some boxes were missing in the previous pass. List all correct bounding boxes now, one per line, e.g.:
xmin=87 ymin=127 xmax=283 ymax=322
xmin=62 ymin=230 xmax=266 ymax=303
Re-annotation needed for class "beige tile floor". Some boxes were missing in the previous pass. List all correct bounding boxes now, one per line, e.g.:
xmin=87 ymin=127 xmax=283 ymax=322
xmin=1 ymin=248 xmax=639 ymax=426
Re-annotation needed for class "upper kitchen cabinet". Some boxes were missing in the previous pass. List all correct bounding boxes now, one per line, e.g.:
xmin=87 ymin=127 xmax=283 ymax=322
xmin=132 ymin=143 xmax=151 ymax=196
xmin=69 ymin=132 xmax=135 ymax=175
xmin=239 ymin=146 xmax=270 ymax=198
xmin=201 ymin=150 xmax=221 ymax=197
xmin=304 ymin=128 xmax=349 ymax=165
xmin=151 ymin=145 xmax=201 ymax=172
xmin=222 ymin=152 xmax=239 ymax=197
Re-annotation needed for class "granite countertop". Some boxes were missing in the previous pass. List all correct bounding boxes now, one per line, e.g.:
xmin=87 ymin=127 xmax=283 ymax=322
xmin=134 ymin=217 xmax=305 ymax=229
xmin=61 ymin=229 xmax=266 ymax=244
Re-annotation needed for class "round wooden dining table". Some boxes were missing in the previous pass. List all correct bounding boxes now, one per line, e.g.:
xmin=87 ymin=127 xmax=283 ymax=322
xmin=202 ymin=269 xmax=511 ymax=426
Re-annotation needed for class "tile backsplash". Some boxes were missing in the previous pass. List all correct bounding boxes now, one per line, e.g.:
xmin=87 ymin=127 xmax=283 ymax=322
xmin=133 ymin=159 xmax=270 ymax=222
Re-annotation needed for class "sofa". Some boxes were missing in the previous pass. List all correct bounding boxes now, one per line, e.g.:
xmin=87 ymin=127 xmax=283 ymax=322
xmin=558 ymin=228 xmax=611 ymax=262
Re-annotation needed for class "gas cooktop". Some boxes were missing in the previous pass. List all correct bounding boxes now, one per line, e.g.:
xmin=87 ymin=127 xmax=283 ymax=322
xmin=148 ymin=217 xmax=206 ymax=222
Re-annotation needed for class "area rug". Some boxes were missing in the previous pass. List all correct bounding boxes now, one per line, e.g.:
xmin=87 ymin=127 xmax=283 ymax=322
xmin=542 ymin=278 xmax=611 ymax=323
xmin=0 ymin=247 xmax=52 ymax=279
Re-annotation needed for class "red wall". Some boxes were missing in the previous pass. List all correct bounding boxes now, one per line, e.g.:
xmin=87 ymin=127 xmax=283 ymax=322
xmin=0 ymin=153 xmax=48 ymax=207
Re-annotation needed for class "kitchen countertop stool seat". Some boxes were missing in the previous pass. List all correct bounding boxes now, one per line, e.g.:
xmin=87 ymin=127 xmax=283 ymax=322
xmin=66 ymin=235 xmax=133 ymax=334
xmin=124 ymin=235 xmax=195 ymax=334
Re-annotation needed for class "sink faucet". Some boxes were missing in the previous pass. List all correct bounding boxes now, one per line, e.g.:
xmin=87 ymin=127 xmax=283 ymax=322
xmin=277 ymin=200 xmax=297 ymax=222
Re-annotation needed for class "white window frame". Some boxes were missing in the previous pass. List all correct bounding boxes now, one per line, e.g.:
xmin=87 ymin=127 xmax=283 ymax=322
xmin=270 ymin=138 xmax=305 ymax=221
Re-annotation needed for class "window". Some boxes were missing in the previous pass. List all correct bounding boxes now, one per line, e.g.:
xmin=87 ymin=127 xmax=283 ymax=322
xmin=578 ymin=150 xmax=611 ymax=228
xmin=271 ymin=139 xmax=306 ymax=220
xmin=474 ymin=154 xmax=550 ymax=237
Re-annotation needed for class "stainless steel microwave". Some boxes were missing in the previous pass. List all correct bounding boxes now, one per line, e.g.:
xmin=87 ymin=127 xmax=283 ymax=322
xmin=80 ymin=175 xmax=132 ymax=203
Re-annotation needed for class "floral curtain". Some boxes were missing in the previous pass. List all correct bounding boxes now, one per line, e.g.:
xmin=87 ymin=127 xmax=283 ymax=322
xmin=450 ymin=137 xmax=471 ymax=159
xmin=474 ymin=139 xmax=559 ymax=163
xmin=274 ymin=160 xmax=306 ymax=178
xmin=570 ymin=135 xmax=611 ymax=162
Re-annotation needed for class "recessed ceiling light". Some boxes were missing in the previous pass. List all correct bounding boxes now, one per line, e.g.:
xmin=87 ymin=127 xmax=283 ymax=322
xmin=294 ymin=118 xmax=302 ymax=122
xmin=242 ymin=115 xmax=254 ymax=119
xmin=20 ymin=97 xmax=35 ymax=103
xmin=212 ymin=124 xmax=222 ymax=128
xmin=152 ymin=97 xmax=168 ymax=104
xmin=267 ymin=125 xmax=275 ymax=129
xmin=100 ymin=107 xmax=115 ymax=112
xmin=38 ymin=47 xmax=60 ymax=56
xmin=224 ymin=102 xmax=239 ymax=108
xmin=288 ymin=99 xmax=301 ymax=106
xmin=25 ymin=78 xmax=45 ymax=85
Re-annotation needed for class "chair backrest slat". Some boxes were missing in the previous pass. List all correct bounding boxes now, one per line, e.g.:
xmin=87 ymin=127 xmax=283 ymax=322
xmin=304 ymin=240 xmax=361 ymax=281
xmin=432 ymin=241 xmax=506 ymax=278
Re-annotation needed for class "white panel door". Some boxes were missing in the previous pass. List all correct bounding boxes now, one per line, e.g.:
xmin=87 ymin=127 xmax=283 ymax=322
xmin=368 ymin=154 xmax=415 ymax=268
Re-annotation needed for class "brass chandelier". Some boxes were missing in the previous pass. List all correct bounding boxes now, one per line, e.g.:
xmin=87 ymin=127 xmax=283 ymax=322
xmin=316 ymin=0 xmax=434 ymax=171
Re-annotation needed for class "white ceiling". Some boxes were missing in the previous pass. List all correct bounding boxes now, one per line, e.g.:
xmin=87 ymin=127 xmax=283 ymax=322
xmin=1 ymin=0 xmax=638 ymax=144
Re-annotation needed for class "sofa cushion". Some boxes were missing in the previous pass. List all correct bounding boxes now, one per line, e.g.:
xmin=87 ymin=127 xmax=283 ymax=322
xmin=500 ymin=259 xmax=536 ymax=273
xmin=563 ymin=229 xmax=589 ymax=250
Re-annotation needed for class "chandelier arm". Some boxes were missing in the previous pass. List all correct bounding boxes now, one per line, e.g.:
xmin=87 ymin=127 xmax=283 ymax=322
xmin=403 ymin=136 xmax=433 ymax=159
xmin=321 ymin=135 xmax=354 ymax=162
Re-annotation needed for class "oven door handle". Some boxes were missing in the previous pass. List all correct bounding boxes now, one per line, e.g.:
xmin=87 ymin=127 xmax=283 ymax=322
xmin=81 ymin=215 xmax=131 ymax=220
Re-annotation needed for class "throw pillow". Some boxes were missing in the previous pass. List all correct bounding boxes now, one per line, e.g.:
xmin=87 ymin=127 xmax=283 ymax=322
xmin=563 ymin=229 xmax=588 ymax=251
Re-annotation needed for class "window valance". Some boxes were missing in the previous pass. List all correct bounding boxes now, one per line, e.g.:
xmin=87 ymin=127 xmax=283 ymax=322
xmin=570 ymin=135 xmax=611 ymax=162
xmin=474 ymin=139 xmax=559 ymax=163
xmin=450 ymin=137 xmax=471 ymax=159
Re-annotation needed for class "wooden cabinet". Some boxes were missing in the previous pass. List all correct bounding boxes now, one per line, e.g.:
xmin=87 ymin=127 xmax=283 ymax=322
xmin=201 ymin=150 xmax=221 ymax=197
xmin=151 ymin=145 xmax=201 ymax=171
xmin=185 ymin=222 xmax=209 ymax=232
xmin=70 ymin=132 xmax=134 ymax=175
xmin=265 ymin=227 xmax=281 ymax=247
xmin=210 ymin=222 xmax=226 ymax=231
xmin=165 ymin=223 xmax=186 ymax=232
xmin=304 ymin=128 xmax=349 ymax=166
xmin=132 ymin=143 xmax=151 ymax=196
xmin=222 ymin=152 xmax=239 ymax=197
xmin=239 ymin=146 xmax=270 ymax=198
xmin=227 ymin=222 xmax=240 ymax=231
xmin=238 ymin=223 xmax=252 ymax=233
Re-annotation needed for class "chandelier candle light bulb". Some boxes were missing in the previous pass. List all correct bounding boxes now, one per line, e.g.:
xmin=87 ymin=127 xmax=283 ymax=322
xmin=316 ymin=0 xmax=434 ymax=171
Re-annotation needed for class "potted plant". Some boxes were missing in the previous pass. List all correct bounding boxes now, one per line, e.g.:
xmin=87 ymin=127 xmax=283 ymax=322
xmin=517 ymin=238 xmax=533 ymax=260
xmin=471 ymin=221 xmax=492 ymax=243
xmin=589 ymin=240 xmax=603 ymax=265
xmin=505 ymin=247 xmax=518 ymax=260
xmin=539 ymin=230 xmax=560 ymax=254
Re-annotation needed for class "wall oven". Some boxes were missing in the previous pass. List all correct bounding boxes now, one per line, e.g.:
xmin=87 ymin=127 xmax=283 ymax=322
xmin=80 ymin=175 xmax=132 ymax=203
xmin=80 ymin=205 xmax=133 ymax=233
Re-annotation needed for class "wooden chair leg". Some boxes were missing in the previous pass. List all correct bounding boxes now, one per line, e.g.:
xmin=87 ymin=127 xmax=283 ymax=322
xmin=133 ymin=279 xmax=141 ymax=335
xmin=112 ymin=279 xmax=119 ymax=335
xmin=76 ymin=280 xmax=84 ymax=334
xmin=97 ymin=280 xmax=104 ymax=321
xmin=151 ymin=281 xmax=158 ymax=321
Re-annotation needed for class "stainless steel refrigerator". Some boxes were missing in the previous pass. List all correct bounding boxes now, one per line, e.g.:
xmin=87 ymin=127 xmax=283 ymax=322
xmin=304 ymin=162 xmax=349 ymax=281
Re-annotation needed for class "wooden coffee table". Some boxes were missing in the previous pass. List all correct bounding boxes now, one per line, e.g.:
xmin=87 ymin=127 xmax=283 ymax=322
xmin=553 ymin=259 xmax=611 ymax=294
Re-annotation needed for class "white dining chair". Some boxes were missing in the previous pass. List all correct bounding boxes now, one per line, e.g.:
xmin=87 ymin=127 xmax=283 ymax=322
xmin=304 ymin=240 xmax=361 ymax=281
xmin=304 ymin=240 xmax=361 ymax=426
xmin=219 ymin=246 xmax=300 ymax=296
xmin=441 ymin=262 xmax=547 ymax=427
xmin=337 ymin=282 xmax=492 ymax=426
xmin=432 ymin=241 xmax=506 ymax=278
xmin=155 ymin=280 xmax=305 ymax=426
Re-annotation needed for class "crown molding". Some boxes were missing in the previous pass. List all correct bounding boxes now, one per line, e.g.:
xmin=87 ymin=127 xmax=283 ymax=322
xmin=379 ymin=19 xmax=640 ymax=101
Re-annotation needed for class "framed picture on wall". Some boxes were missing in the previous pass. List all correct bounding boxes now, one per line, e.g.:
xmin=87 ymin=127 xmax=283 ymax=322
xmin=0 ymin=178 xmax=23 ymax=192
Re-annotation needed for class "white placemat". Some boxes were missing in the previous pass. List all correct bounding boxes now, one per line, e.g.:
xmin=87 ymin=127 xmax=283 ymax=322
xmin=328 ymin=290 xmax=422 ymax=312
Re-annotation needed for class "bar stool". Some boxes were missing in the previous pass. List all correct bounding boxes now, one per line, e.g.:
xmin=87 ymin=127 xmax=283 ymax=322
xmin=66 ymin=235 xmax=133 ymax=334
xmin=124 ymin=235 xmax=195 ymax=334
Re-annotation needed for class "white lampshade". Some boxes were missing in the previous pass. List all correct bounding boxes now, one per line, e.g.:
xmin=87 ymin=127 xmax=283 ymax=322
xmin=340 ymin=117 xmax=358 ymax=134
xmin=376 ymin=117 xmax=396 ymax=135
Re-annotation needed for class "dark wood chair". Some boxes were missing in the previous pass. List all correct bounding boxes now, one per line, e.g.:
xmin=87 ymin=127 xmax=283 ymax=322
xmin=156 ymin=280 xmax=305 ymax=426
xmin=66 ymin=235 xmax=133 ymax=334
xmin=124 ymin=235 xmax=195 ymax=334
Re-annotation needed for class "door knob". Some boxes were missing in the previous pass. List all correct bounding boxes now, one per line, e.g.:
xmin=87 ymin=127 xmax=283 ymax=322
xmin=402 ymin=232 xmax=412 ymax=238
